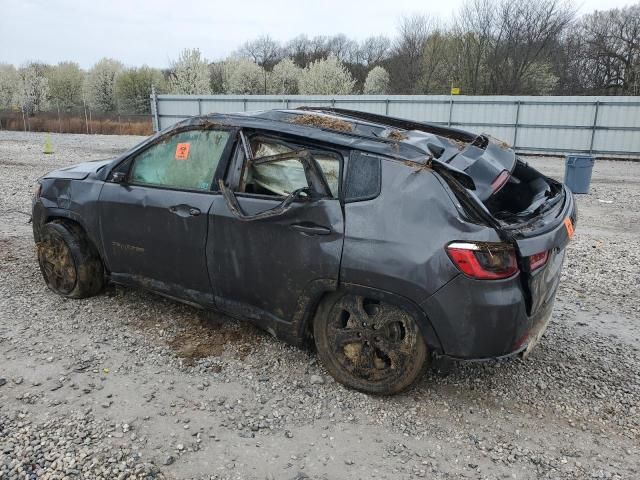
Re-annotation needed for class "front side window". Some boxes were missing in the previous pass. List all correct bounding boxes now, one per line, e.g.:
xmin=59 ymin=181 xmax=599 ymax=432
xmin=130 ymin=129 xmax=230 ymax=190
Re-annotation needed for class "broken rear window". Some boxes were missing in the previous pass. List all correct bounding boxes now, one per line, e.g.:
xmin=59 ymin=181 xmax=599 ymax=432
xmin=130 ymin=129 xmax=229 ymax=191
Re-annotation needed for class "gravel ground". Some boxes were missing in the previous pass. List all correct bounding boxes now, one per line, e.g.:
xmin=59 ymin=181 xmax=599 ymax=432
xmin=0 ymin=131 xmax=638 ymax=480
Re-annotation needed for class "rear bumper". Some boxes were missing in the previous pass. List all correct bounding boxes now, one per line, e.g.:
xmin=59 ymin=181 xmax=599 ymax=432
xmin=420 ymin=272 xmax=558 ymax=360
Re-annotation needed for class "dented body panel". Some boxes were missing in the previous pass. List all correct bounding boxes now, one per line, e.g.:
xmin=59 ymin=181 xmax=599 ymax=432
xmin=32 ymin=108 xmax=576 ymax=360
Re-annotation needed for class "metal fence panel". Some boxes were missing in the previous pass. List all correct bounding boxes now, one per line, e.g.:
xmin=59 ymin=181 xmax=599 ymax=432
xmin=153 ymin=94 xmax=640 ymax=158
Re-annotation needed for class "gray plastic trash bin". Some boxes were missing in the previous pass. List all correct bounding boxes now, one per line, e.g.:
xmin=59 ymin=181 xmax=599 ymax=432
xmin=564 ymin=154 xmax=595 ymax=194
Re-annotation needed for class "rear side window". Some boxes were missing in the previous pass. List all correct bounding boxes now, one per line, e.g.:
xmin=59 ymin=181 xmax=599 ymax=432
xmin=344 ymin=151 xmax=382 ymax=202
xmin=239 ymin=137 xmax=340 ymax=198
xmin=130 ymin=129 xmax=229 ymax=190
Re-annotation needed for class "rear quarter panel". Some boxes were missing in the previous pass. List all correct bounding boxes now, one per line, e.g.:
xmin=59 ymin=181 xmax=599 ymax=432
xmin=340 ymin=160 xmax=502 ymax=304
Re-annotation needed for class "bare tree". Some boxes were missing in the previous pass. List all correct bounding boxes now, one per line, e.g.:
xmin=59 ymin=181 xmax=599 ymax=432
xmin=485 ymin=0 xmax=576 ymax=93
xmin=578 ymin=4 xmax=640 ymax=94
xmin=389 ymin=14 xmax=436 ymax=93
xmin=237 ymin=36 xmax=284 ymax=93
xmin=238 ymin=35 xmax=283 ymax=70
xmin=358 ymin=36 xmax=392 ymax=66
xmin=450 ymin=0 xmax=496 ymax=94
xmin=326 ymin=34 xmax=358 ymax=63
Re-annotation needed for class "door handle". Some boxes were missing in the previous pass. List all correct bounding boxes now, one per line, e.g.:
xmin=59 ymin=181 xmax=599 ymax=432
xmin=169 ymin=205 xmax=201 ymax=217
xmin=290 ymin=223 xmax=331 ymax=235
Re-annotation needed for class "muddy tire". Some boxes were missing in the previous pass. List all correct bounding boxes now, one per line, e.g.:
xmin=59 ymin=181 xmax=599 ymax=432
xmin=313 ymin=292 xmax=428 ymax=395
xmin=37 ymin=221 xmax=104 ymax=299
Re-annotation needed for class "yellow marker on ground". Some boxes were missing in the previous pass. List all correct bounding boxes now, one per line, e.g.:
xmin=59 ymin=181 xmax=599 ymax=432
xmin=43 ymin=135 xmax=54 ymax=154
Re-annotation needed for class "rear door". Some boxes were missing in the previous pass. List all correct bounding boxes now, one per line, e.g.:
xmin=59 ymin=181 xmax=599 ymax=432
xmin=99 ymin=127 xmax=233 ymax=305
xmin=208 ymin=132 xmax=344 ymax=330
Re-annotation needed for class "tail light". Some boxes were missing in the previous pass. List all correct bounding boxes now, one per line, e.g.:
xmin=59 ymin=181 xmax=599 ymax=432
xmin=446 ymin=242 xmax=519 ymax=280
xmin=528 ymin=251 xmax=549 ymax=271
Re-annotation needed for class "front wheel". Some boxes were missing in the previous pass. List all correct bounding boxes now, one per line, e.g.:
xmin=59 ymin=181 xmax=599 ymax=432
xmin=313 ymin=293 xmax=428 ymax=395
xmin=37 ymin=221 xmax=104 ymax=299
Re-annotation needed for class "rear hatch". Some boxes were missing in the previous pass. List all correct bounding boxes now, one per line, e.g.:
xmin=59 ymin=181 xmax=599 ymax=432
xmin=435 ymin=135 xmax=576 ymax=316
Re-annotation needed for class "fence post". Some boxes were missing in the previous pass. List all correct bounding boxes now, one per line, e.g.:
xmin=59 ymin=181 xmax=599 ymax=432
xmin=197 ymin=97 xmax=202 ymax=115
xmin=150 ymin=85 xmax=160 ymax=132
xmin=82 ymin=94 xmax=89 ymax=134
xmin=448 ymin=96 xmax=454 ymax=127
xmin=385 ymin=98 xmax=390 ymax=115
xmin=513 ymin=101 xmax=521 ymax=149
xmin=243 ymin=97 xmax=247 ymax=112
xmin=589 ymin=101 xmax=600 ymax=154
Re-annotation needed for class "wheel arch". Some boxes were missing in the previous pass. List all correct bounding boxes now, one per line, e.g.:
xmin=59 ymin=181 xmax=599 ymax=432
xmin=297 ymin=281 xmax=444 ymax=354
xmin=42 ymin=210 xmax=107 ymax=268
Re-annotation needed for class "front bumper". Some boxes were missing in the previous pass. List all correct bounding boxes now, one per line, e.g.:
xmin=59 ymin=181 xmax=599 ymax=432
xmin=420 ymin=272 xmax=559 ymax=360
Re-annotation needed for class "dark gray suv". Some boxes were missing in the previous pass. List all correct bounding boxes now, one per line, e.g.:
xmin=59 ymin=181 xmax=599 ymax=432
xmin=32 ymin=108 xmax=576 ymax=394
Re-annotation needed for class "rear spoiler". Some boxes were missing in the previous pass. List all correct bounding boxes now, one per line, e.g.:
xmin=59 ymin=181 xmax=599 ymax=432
xmin=426 ymin=157 xmax=476 ymax=191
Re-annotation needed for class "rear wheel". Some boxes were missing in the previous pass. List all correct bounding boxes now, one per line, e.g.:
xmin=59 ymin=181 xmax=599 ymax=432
xmin=37 ymin=221 xmax=104 ymax=298
xmin=314 ymin=293 xmax=428 ymax=394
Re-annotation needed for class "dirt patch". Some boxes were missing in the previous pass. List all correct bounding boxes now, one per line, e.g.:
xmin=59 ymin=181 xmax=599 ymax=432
xmin=290 ymin=114 xmax=354 ymax=133
xmin=387 ymin=129 xmax=408 ymax=141
xmin=167 ymin=314 xmax=259 ymax=363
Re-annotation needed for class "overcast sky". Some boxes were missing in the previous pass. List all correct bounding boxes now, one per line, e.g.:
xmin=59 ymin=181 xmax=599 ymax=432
xmin=0 ymin=0 xmax=633 ymax=68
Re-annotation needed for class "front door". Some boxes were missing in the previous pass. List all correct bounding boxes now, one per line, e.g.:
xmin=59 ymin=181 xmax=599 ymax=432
xmin=209 ymin=132 xmax=345 ymax=333
xmin=99 ymin=127 xmax=233 ymax=305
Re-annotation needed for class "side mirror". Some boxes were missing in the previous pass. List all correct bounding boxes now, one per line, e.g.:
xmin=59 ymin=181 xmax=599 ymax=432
xmin=111 ymin=172 xmax=127 ymax=184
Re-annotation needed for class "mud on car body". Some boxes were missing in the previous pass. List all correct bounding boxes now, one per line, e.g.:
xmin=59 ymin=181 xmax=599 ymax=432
xmin=32 ymin=108 xmax=576 ymax=394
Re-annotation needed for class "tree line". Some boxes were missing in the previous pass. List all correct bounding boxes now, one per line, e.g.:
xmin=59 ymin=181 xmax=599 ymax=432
xmin=0 ymin=0 xmax=637 ymax=117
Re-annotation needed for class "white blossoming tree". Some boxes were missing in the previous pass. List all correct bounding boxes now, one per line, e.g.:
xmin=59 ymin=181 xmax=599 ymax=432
xmin=363 ymin=66 xmax=390 ymax=94
xmin=268 ymin=58 xmax=302 ymax=94
xmin=17 ymin=63 xmax=50 ymax=114
xmin=0 ymin=63 xmax=19 ymax=109
xmin=299 ymin=55 xmax=356 ymax=95
xmin=168 ymin=49 xmax=211 ymax=95
xmin=223 ymin=58 xmax=264 ymax=94
xmin=85 ymin=58 xmax=123 ymax=112
xmin=46 ymin=61 xmax=85 ymax=111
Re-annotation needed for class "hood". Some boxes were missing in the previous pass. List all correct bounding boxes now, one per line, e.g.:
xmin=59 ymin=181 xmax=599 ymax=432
xmin=42 ymin=158 xmax=116 ymax=180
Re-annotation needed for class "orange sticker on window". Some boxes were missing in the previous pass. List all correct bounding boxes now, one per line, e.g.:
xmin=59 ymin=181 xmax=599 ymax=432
xmin=564 ymin=218 xmax=574 ymax=238
xmin=175 ymin=143 xmax=190 ymax=160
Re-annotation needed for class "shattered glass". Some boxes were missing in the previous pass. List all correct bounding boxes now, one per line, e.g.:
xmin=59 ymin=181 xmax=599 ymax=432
xmin=250 ymin=141 xmax=339 ymax=197
xmin=131 ymin=130 xmax=229 ymax=190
